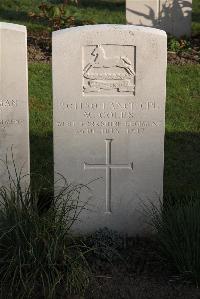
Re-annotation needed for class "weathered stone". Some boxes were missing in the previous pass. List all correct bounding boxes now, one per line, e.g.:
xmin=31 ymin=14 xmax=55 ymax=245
xmin=126 ymin=0 xmax=192 ymax=37
xmin=0 ymin=23 xmax=30 ymax=187
xmin=53 ymin=25 xmax=167 ymax=235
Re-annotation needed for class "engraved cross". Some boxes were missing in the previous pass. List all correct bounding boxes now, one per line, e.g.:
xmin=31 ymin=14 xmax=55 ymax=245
xmin=84 ymin=139 xmax=134 ymax=214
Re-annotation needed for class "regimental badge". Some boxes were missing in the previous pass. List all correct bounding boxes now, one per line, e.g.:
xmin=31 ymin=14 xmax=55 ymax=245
xmin=83 ymin=44 xmax=136 ymax=96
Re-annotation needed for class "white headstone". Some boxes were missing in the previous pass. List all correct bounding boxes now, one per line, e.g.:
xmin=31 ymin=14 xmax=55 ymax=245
xmin=126 ymin=0 xmax=192 ymax=38
xmin=0 ymin=23 xmax=30 ymax=187
xmin=53 ymin=25 xmax=167 ymax=235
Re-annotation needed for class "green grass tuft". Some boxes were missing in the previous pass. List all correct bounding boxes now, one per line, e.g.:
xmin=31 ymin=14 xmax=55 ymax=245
xmin=0 ymin=165 xmax=91 ymax=298
xmin=147 ymin=193 xmax=200 ymax=286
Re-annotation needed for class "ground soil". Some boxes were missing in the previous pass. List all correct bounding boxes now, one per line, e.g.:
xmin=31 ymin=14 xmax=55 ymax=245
xmin=168 ymin=34 xmax=200 ymax=65
xmin=61 ymin=237 xmax=200 ymax=299
xmin=86 ymin=275 xmax=200 ymax=299
xmin=28 ymin=31 xmax=51 ymax=63
xmin=27 ymin=31 xmax=200 ymax=65
xmin=83 ymin=237 xmax=200 ymax=299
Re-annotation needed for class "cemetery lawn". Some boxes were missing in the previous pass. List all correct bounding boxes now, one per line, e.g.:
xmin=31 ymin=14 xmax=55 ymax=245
xmin=29 ymin=63 xmax=200 ymax=194
xmin=0 ymin=0 xmax=125 ymax=31
xmin=0 ymin=0 xmax=199 ymax=34
xmin=193 ymin=0 xmax=200 ymax=34
xmin=29 ymin=63 xmax=53 ymax=187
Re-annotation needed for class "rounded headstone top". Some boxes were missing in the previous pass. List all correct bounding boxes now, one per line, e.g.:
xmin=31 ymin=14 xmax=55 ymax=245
xmin=0 ymin=22 xmax=26 ymax=32
xmin=53 ymin=24 xmax=166 ymax=37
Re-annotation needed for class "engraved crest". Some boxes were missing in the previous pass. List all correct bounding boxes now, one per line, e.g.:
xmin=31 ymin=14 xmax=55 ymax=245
xmin=83 ymin=45 xmax=136 ymax=95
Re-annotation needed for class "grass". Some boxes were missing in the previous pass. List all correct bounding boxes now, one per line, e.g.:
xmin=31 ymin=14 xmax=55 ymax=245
xmin=147 ymin=193 xmax=200 ymax=286
xmin=192 ymin=0 xmax=200 ymax=34
xmin=165 ymin=65 xmax=200 ymax=194
xmin=0 ymin=0 xmax=125 ymax=31
xmin=29 ymin=64 xmax=53 ymax=187
xmin=0 ymin=0 xmax=199 ymax=34
xmin=0 ymin=0 xmax=47 ymax=31
xmin=28 ymin=63 xmax=200 ymax=194
xmin=0 ymin=165 xmax=91 ymax=298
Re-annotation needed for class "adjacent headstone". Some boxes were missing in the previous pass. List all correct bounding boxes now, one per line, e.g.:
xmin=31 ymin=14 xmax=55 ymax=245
xmin=53 ymin=25 xmax=167 ymax=235
xmin=0 ymin=23 xmax=30 ymax=187
xmin=126 ymin=0 xmax=192 ymax=38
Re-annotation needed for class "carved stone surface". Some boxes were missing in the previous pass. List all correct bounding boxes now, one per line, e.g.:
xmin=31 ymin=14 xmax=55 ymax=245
xmin=83 ymin=44 xmax=136 ymax=95
xmin=126 ymin=0 xmax=192 ymax=37
xmin=0 ymin=23 xmax=30 ymax=187
xmin=53 ymin=25 xmax=167 ymax=235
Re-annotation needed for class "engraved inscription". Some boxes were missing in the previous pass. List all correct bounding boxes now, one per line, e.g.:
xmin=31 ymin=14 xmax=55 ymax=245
xmin=0 ymin=99 xmax=17 ymax=107
xmin=55 ymin=100 xmax=162 ymax=135
xmin=83 ymin=45 xmax=136 ymax=95
xmin=55 ymin=99 xmax=163 ymax=137
xmin=84 ymin=139 xmax=134 ymax=213
xmin=0 ymin=99 xmax=23 ymax=129
xmin=57 ymin=101 xmax=160 ymax=111
xmin=0 ymin=119 xmax=25 ymax=130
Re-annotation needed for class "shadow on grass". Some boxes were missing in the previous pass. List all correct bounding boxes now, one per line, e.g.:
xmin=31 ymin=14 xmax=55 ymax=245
xmin=164 ymin=132 xmax=200 ymax=195
xmin=192 ymin=12 xmax=200 ymax=24
xmin=192 ymin=0 xmax=200 ymax=24
xmin=80 ymin=0 xmax=124 ymax=12
xmin=30 ymin=132 xmax=53 ymax=188
xmin=50 ymin=0 xmax=125 ymax=12
xmin=29 ymin=0 xmax=126 ymax=12
xmin=0 ymin=7 xmax=48 ymax=28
